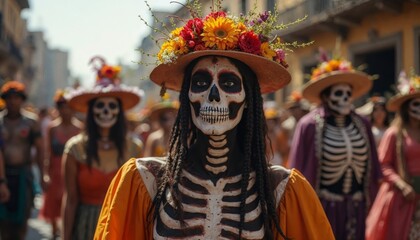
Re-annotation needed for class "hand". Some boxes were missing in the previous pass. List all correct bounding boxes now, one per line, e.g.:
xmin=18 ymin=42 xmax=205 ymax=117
xmin=0 ymin=183 xmax=10 ymax=203
xmin=395 ymin=180 xmax=416 ymax=201
xmin=42 ymin=174 xmax=51 ymax=191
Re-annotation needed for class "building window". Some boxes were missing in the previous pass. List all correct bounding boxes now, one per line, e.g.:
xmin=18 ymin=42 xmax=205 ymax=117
xmin=241 ymin=0 xmax=247 ymax=13
xmin=266 ymin=0 xmax=275 ymax=11
xmin=415 ymin=26 xmax=420 ymax=73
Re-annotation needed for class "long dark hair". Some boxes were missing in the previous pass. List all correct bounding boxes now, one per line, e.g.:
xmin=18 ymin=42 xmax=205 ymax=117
xmin=85 ymin=98 xmax=127 ymax=168
xmin=150 ymin=56 xmax=287 ymax=239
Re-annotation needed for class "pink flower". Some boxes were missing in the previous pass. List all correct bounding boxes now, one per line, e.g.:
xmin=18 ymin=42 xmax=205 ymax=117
xmin=238 ymin=31 xmax=261 ymax=55
xmin=275 ymin=49 xmax=286 ymax=62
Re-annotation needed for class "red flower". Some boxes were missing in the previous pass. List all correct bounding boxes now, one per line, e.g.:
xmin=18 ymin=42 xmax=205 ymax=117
xmin=194 ymin=43 xmax=207 ymax=51
xmin=205 ymin=11 xmax=226 ymax=20
xmin=180 ymin=18 xmax=204 ymax=49
xmin=238 ymin=31 xmax=261 ymax=55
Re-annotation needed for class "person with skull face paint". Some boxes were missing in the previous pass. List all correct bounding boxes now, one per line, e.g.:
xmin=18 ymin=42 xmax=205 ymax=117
xmin=289 ymin=57 xmax=382 ymax=239
xmin=94 ymin=4 xmax=334 ymax=240
xmin=366 ymin=71 xmax=420 ymax=240
xmin=62 ymin=57 xmax=144 ymax=240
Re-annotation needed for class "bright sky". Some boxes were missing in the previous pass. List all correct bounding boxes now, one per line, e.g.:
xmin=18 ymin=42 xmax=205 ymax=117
xmin=22 ymin=0 xmax=184 ymax=87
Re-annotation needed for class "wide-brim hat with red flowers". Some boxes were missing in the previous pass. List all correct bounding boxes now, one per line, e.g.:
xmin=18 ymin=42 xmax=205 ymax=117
xmin=1 ymin=81 xmax=27 ymax=100
xmin=148 ymin=5 xmax=310 ymax=94
xmin=68 ymin=56 xmax=143 ymax=113
xmin=387 ymin=71 xmax=420 ymax=112
xmin=302 ymin=58 xmax=372 ymax=104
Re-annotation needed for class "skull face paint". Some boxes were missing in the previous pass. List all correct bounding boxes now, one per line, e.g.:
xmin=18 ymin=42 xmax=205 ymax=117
xmin=327 ymin=83 xmax=353 ymax=116
xmin=408 ymin=98 xmax=420 ymax=120
xmin=189 ymin=57 xmax=246 ymax=135
xmin=93 ymin=97 xmax=120 ymax=128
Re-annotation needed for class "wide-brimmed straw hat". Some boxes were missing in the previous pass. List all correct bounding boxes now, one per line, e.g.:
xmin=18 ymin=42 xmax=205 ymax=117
xmin=302 ymin=59 xmax=372 ymax=104
xmin=68 ymin=56 xmax=143 ymax=113
xmin=147 ymin=6 xmax=310 ymax=94
xmin=149 ymin=100 xmax=180 ymax=121
xmin=387 ymin=71 xmax=420 ymax=112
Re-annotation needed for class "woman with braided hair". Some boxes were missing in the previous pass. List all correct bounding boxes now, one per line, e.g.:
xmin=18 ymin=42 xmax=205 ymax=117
xmin=95 ymin=5 xmax=333 ymax=240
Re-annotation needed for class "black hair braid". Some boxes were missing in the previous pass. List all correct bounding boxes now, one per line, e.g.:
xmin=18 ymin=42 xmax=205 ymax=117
xmin=238 ymin=73 xmax=254 ymax=239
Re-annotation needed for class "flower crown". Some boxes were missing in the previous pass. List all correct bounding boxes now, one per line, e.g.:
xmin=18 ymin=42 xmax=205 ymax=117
xmin=89 ymin=56 xmax=122 ymax=86
xmin=311 ymin=58 xmax=354 ymax=80
xmin=142 ymin=0 xmax=310 ymax=68
xmin=1 ymin=81 xmax=26 ymax=94
xmin=397 ymin=70 xmax=420 ymax=95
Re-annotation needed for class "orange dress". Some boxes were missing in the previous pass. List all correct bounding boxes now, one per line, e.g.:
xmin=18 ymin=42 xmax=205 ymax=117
xmin=94 ymin=158 xmax=334 ymax=240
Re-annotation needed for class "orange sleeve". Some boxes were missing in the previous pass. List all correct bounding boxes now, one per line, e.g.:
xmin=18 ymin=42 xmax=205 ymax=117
xmin=274 ymin=169 xmax=335 ymax=240
xmin=94 ymin=158 xmax=153 ymax=240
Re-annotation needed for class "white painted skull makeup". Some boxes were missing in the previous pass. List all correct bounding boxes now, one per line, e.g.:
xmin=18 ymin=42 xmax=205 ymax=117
xmin=408 ymin=98 xmax=420 ymax=120
xmin=189 ymin=57 xmax=246 ymax=135
xmin=93 ymin=97 xmax=120 ymax=128
xmin=327 ymin=83 xmax=353 ymax=116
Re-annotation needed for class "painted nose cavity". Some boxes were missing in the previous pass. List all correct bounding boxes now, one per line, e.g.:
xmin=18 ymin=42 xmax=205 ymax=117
xmin=209 ymin=84 xmax=220 ymax=102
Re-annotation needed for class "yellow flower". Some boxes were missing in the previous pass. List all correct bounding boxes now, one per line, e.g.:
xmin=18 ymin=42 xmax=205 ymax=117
xmin=328 ymin=60 xmax=340 ymax=71
xmin=157 ymin=38 xmax=188 ymax=63
xmin=260 ymin=42 xmax=276 ymax=60
xmin=201 ymin=17 xmax=239 ymax=50
xmin=170 ymin=27 xmax=183 ymax=38
xmin=237 ymin=22 xmax=247 ymax=33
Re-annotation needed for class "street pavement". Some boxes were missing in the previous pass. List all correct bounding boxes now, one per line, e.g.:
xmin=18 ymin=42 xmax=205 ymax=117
xmin=25 ymin=195 xmax=54 ymax=240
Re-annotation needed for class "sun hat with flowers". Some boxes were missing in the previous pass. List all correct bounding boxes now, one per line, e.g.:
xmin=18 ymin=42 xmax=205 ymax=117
xmin=387 ymin=70 xmax=420 ymax=112
xmin=146 ymin=0 xmax=310 ymax=94
xmin=68 ymin=56 xmax=144 ymax=112
xmin=302 ymin=49 xmax=372 ymax=104
xmin=1 ymin=81 xmax=27 ymax=100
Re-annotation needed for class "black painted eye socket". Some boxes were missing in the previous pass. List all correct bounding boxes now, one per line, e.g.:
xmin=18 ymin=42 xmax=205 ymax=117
xmin=95 ymin=102 xmax=105 ymax=108
xmin=191 ymin=71 xmax=212 ymax=93
xmin=219 ymin=73 xmax=242 ymax=93
xmin=334 ymin=90 xmax=343 ymax=97
xmin=347 ymin=91 xmax=352 ymax=97
xmin=412 ymin=101 xmax=420 ymax=107
xmin=109 ymin=102 xmax=118 ymax=109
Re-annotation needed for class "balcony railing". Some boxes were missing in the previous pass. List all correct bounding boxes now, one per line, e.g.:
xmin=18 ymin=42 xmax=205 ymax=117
xmin=279 ymin=0 xmax=374 ymax=32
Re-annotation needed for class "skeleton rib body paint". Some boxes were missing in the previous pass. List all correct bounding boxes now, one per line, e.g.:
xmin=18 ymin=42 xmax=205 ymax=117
xmin=93 ymin=97 xmax=120 ymax=128
xmin=189 ymin=57 xmax=246 ymax=175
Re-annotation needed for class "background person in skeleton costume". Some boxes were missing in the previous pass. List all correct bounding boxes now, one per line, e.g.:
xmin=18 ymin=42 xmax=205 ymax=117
xmin=366 ymin=71 xmax=420 ymax=240
xmin=289 ymin=56 xmax=382 ymax=239
xmin=62 ymin=57 xmax=144 ymax=240
xmin=95 ymin=2 xmax=334 ymax=239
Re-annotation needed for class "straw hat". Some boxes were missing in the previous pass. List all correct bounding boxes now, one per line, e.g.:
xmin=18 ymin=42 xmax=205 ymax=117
xmin=302 ymin=59 xmax=372 ymax=104
xmin=68 ymin=56 xmax=143 ymax=112
xmin=149 ymin=100 xmax=180 ymax=121
xmin=387 ymin=71 xmax=420 ymax=112
xmin=1 ymin=81 xmax=27 ymax=100
xmin=148 ymin=8 xmax=308 ymax=94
